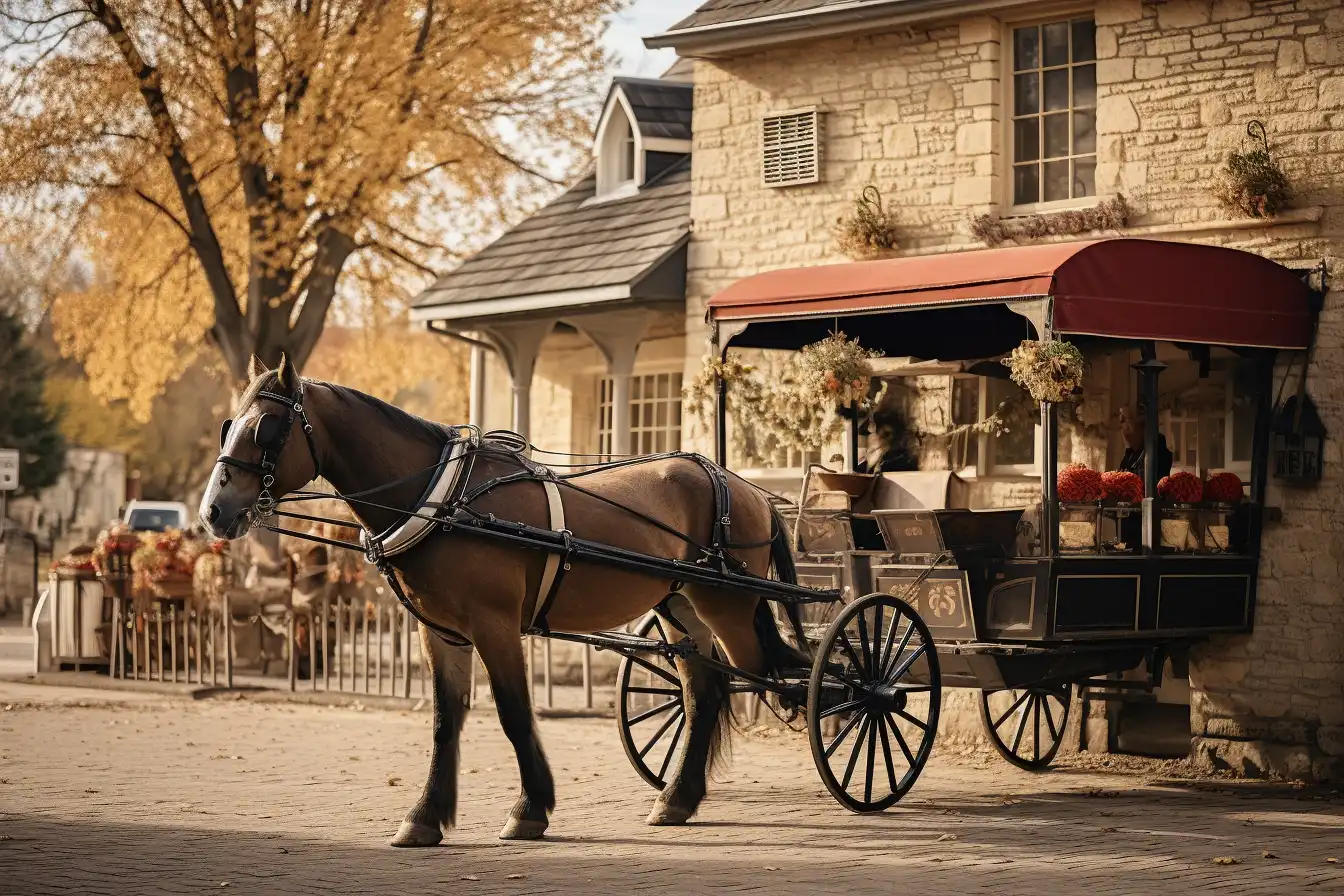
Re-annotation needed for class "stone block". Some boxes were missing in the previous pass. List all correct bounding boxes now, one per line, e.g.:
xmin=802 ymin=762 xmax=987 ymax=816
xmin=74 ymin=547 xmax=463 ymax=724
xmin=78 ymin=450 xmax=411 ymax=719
xmin=952 ymin=175 xmax=993 ymax=205
xmin=1097 ymin=26 xmax=1119 ymax=59
xmin=872 ymin=66 xmax=910 ymax=90
xmin=690 ymin=194 xmax=728 ymax=222
xmin=830 ymin=135 xmax=862 ymax=161
xmin=1255 ymin=65 xmax=1287 ymax=102
xmin=1320 ymin=77 xmax=1344 ymax=109
xmin=1157 ymin=0 xmax=1212 ymax=29
xmin=694 ymin=104 xmax=731 ymax=134
xmin=1098 ymin=95 xmax=1141 ymax=133
xmin=863 ymin=99 xmax=902 ymax=124
xmin=1306 ymin=34 xmax=1344 ymax=65
xmin=959 ymin=16 xmax=996 ymax=45
xmin=955 ymin=121 xmax=994 ymax=156
xmin=1277 ymin=39 xmax=1306 ymax=75
xmin=1095 ymin=0 xmax=1143 ymax=26
xmin=1211 ymin=0 xmax=1252 ymax=22
xmin=969 ymin=61 xmax=997 ymax=80
xmin=1097 ymin=58 xmax=1135 ymax=84
xmin=1200 ymin=95 xmax=1232 ymax=126
xmin=1136 ymin=57 xmax=1167 ymax=79
xmin=882 ymin=123 xmax=919 ymax=158
xmin=962 ymin=80 xmax=994 ymax=107
xmin=927 ymin=81 xmax=955 ymax=111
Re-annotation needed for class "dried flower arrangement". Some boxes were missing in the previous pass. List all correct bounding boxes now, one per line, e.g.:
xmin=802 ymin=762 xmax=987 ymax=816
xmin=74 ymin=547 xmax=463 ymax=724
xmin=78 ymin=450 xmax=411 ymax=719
xmin=1004 ymin=339 xmax=1085 ymax=404
xmin=1212 ymin=120 xmax=1289 ymax=219
xmin=834 ymin=185 xmax=900 ymax=259
xmin=684 ymin=333 xmax=884 ymax=466
xmin=971 ymin=195 xmax=1131 ymax=247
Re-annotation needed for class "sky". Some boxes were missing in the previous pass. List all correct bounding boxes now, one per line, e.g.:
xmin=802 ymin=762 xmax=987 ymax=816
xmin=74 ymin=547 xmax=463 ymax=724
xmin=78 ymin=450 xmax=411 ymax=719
xmin=604 ymin=0 xmax=704 ymax=78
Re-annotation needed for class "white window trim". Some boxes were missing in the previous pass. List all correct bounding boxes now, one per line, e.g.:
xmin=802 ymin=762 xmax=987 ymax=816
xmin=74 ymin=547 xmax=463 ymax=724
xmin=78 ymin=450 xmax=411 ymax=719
xmin=999 ymin=11 xmax=1100 ymax=214
xmin=594 ymin=365 xmax=685 ymax=458
xmin=593 ymin=88 xmax=645 ymax=199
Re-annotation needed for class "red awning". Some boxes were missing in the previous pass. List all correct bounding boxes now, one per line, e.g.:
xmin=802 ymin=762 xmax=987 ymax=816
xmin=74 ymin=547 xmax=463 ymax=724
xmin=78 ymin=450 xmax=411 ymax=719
xmin=707 ymin=238 xmax=1315 ymax=350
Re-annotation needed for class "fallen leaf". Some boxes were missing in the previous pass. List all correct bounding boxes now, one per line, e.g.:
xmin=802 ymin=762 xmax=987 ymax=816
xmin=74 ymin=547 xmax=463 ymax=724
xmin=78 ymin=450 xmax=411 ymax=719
xmin=1102 ymin=827 xmax=1118 ymax=834
xmin=84 ymin=789 xmax=99 ymax=794
xmin=1001 ymin=798 xmax=1021 ymax=806
xmin=460 ymin=875 xmax=480 ymax=882
xmin=1327 ymin=857 xmax=1338 ymax=864
xmin=220 ymin=883 xmax=231 ymax=888
xmin=505 ymin=873 xmax=525 ymax=880
xmin=1262 ymin=851 xmax=1276 ymax=859
xmin=1212 ymin=856 xmax=1239 ymax=865
xmin=937 ymin=833 xmax=957 ymax=842
xmin=412 ymin=699 xmax=425 ymax=711
xmin=764 ymin=866 xmax=779 ymax=871
xmin=387 ymin=777 xmax=402 ymax=786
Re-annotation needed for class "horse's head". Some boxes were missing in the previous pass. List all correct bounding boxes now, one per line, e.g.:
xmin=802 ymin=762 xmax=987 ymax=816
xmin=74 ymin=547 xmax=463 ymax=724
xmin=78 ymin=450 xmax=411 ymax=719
xmin=200 ymin=354 xmax=323 ymax=539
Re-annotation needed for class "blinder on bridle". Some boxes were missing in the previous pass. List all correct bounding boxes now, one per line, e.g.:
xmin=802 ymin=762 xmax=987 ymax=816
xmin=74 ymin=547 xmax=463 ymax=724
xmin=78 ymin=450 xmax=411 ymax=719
xmin=215 ymin=381 xmax=324 ymax=521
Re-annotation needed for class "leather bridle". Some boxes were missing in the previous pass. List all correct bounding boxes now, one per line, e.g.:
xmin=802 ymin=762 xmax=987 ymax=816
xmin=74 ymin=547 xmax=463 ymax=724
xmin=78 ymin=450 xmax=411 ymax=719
xmin=216 ymin=380 xmax=324 ymax=522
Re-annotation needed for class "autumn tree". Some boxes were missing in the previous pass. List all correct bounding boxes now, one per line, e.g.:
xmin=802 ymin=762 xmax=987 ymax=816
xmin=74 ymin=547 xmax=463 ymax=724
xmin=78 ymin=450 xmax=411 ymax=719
xmin=0 ymin=0 xmax=618 ymax=417
xmin=0 ymin=298 xmax=65 ymax=495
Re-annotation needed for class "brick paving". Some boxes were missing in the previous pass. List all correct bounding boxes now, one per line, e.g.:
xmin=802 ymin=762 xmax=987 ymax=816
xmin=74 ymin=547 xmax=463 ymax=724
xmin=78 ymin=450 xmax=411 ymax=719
xmin=1 ymin=681 xmax=1341 ymax=895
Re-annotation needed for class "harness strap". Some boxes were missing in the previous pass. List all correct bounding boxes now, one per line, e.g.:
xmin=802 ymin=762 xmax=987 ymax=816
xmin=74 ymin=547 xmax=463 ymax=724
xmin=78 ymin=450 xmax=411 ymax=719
xmin=528 ymin=479 xmax=573 ymax=635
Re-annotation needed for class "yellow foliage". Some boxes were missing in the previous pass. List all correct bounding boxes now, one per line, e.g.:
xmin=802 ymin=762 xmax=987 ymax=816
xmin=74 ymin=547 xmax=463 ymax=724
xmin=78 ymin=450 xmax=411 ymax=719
xmin=1 ymin=0 xmax=620 ymax=412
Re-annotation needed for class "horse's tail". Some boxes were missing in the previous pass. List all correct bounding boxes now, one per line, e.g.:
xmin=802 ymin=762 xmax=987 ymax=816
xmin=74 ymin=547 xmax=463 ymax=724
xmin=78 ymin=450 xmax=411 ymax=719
xmin=752 ymin=505 xmax=813 ymax=674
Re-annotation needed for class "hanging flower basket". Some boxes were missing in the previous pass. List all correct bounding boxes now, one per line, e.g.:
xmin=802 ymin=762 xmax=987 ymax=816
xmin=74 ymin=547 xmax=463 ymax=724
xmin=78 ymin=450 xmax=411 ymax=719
xmin=834 ymin=185 xmax=900 ymax=259
xmin=1003 ymin=339 xmax=1085 ymax=404
xmin=1213 ymin=120 xmax=1290 ymax=219
xmin=795 ymin=331 xmax=883 ymax=410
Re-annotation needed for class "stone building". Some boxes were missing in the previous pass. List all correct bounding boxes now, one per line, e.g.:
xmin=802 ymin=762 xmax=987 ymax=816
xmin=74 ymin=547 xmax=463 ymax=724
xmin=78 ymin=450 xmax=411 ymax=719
xmin=415 ymin=1 xmax=1342 ymax=779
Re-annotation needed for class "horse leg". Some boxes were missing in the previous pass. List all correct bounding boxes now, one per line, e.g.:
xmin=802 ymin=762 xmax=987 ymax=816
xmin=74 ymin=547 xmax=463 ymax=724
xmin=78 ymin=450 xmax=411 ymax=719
xmin=474 ymin=627 xmax=555 ymax=841
xmin=390 ymin=629 xmax=472 ymax=847
xmin=646 ymin=592 xmax=732 ymax=826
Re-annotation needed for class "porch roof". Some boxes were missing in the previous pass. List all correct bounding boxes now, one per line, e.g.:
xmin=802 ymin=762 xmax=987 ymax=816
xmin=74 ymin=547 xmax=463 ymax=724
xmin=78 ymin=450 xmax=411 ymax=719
xmin=707 ymin=238 xmax=1316 ymax=351
xmin=410 ymin=158 xmax=690 ymax=325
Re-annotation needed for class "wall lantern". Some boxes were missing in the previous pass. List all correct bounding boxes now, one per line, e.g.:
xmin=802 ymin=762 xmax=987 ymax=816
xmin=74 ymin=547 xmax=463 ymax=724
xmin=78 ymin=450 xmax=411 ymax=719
xmin=1271 ymin=393 xmax=1326 ymax=484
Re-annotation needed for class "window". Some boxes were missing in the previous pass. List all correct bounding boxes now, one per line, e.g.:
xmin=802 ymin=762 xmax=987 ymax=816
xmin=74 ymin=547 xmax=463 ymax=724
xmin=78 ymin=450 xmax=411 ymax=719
xmin=948 ymin=375 xmax=1041 ymax=476
xmin=594 ymin=100 xmax=641 ymax=199
xmin=620 ymin=128 xmax=637 ymax=183
xmin=1010 ymin=17 xmax=1096 ymax=207
xmin=762 ymin=108 xmax=822 ymax=187
xmin=597 ymin=373 xmax=683 ymax=457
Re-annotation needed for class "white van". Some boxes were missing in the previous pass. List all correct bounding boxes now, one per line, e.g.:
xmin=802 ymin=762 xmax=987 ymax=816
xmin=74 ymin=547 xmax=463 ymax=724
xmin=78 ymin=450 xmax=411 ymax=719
xmin=122 ymin=500 xmax=193 ymax=533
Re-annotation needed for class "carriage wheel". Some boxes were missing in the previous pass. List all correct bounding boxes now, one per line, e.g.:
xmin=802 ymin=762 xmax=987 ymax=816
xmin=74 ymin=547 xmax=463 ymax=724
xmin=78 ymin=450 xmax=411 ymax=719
xmin=978 ymin=684 xmax=1072 ymax=771
xmin=807 ymin=592 xmax=940 ymax=813
xmin=616 ymin=612 xmax=688 ymax=790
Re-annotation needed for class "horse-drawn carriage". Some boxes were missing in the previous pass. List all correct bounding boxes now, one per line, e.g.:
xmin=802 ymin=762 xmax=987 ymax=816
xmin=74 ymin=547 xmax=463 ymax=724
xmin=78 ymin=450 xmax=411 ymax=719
xmin=204 ymin=238 xmax=1321 ymax=838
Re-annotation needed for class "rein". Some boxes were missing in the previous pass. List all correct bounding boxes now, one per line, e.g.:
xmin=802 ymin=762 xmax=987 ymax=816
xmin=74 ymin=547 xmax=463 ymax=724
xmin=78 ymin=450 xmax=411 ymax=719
xmin=222 ymin=378 xmax=776 ymax=646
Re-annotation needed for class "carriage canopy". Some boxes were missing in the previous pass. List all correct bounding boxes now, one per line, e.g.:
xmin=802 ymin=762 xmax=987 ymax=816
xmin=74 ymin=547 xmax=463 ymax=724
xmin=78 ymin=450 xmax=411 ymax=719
xmin=707 ymin=238 xmax=1315 ymax=353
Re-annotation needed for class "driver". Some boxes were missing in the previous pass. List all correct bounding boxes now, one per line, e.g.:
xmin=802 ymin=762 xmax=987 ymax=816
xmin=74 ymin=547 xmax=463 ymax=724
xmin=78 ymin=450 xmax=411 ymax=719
xmin=1118 ymin=403 xmax=1172 ymax=482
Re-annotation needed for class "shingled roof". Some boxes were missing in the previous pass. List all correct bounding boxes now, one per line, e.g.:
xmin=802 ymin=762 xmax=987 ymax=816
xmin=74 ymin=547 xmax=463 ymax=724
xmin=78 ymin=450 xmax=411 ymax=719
xmin=614 ymin=77 xmax=693 ymax=141
xmin=412 ymin=160 xmax=690 ymax=317
xmin=665 ymin=0 xmax=873 ymax=32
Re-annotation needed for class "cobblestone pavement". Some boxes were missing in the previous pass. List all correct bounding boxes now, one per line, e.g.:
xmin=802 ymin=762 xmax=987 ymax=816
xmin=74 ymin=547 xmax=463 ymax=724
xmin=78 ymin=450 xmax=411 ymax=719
xmin=1 ymin=682 xmax=1341 ymax=896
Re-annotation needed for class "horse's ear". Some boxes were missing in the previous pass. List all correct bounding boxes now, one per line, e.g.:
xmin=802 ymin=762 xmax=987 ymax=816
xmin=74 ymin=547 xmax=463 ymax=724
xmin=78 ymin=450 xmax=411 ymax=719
xmin=276 ymin=352 xmax=293 ymax=389
xmin=247 ymin=354 xmax=268 ymax=381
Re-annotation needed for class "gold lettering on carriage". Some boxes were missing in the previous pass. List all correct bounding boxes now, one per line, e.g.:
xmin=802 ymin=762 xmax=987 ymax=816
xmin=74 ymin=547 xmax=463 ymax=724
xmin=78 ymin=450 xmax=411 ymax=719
xmin=925 ymin=582 xmax=959 ymax=620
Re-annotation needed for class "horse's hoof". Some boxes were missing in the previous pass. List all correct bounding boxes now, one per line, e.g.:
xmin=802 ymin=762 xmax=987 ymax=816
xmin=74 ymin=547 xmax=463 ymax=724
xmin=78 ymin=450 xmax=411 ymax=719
xmin=498 ymin=817 xmax=548 ymax=841
xmin=646 ymin=804 xmax=692 ymax=826
xmin=390 ymin=819 xmax=442 ymax=848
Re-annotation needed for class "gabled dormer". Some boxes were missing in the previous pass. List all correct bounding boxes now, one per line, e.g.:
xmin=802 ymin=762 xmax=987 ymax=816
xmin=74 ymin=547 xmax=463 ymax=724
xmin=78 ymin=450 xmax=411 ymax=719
xmin=590 ymin=75 xmax=692 ymax=204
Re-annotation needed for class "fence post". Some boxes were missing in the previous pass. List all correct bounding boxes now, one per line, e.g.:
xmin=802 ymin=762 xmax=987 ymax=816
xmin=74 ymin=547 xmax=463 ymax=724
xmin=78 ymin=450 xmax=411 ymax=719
xmin=223 ymin=592 xmax=233 ymax=689
xmin=543 ymin=639 xmax=553 ymax=710
xmin=336 ymin=598 xmax=345 ymax=691
xmin=583 ymin=645 xmax=593 ymax=710
xmin=169 ymin=605 xmax=178 ymax=684
xmin=363 ymin=604 xmax=371 ymax=694
xmin=376 ymin=605 xmax=385 ymax=696
xmin=402 ymin=613 xmax=413 ymax=699
xmin=287 ymin=611 xmax=297 ymax=692
xmin=111 ymin=596 xmax=123 ymax=679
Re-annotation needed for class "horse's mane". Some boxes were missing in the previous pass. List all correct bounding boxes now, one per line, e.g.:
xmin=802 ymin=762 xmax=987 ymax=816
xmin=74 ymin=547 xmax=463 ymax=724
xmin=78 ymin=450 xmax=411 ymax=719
xmin=239 ymin=371 xmax=455 ymax=447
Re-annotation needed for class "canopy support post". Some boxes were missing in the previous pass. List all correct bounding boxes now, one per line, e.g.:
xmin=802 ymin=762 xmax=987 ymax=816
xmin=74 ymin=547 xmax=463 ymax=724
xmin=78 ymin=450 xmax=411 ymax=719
xmin=1135 ymin=353 xmax=1167 ymax=553
xmin=1247 ymin=350 xmax=1276 ymax=552
xmin=1041 ymin=401 xmax=1059 ymax=557
xmin=713 ymin=326 xmax=728 ymax=467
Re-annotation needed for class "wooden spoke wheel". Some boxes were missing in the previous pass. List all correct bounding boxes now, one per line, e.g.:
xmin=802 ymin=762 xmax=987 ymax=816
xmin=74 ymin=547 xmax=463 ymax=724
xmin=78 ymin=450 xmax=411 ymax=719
xmin=616 ymin=612 xmax=689 ymax=790
xmin=978 ymin=684 xmax=1072 ymax=771
xmin=807 ymin=592 xmax=940 ymax=813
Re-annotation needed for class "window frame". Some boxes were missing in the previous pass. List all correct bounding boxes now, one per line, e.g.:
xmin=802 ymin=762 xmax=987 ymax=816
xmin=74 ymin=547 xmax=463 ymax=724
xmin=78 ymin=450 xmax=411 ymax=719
xmin=1001 ymin=12 xmax=1100 ymax=215
xmin=595 ymin=368 xmax=685 ymax=459
xmin=948 ymin=374 xmax=1042 ymax=478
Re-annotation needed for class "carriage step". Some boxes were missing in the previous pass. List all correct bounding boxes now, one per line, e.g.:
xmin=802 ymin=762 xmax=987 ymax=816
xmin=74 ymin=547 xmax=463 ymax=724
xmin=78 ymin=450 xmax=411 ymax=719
xmin=1080 ymin=680 xmax=1158 ymax=703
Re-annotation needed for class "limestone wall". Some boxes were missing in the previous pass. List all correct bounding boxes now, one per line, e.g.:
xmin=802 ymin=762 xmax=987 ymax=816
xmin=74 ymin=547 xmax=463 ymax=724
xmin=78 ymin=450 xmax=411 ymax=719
xmin=684 ymin=0 xmax=1344 ymax=779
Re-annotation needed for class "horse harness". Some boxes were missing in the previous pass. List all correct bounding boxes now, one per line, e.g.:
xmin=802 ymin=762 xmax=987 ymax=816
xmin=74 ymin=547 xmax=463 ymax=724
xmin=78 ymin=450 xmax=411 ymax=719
xmin=218 ymin=386 xmax=753 ymax=649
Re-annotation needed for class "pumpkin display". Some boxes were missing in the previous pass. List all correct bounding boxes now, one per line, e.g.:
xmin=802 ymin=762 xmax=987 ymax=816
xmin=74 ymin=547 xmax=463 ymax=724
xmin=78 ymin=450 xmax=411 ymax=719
xmin=1204 ymin=472 xmax=1244 ymax=503
xmin=1100 ymin=470 xmax=1144 ymax=503
xmin=1157 ymin=471 xmax=1204 ymax=503
xmin=1057 ymin=463 xmax=1103 ymax=503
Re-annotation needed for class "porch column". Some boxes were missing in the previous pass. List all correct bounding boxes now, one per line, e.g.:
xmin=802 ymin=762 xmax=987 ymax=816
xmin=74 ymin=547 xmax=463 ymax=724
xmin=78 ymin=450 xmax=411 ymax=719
xmin=481 ymin=320 xmax=555 ymax=441
xmin=572 ymin=310 xmax=654 ymax=458
xmin=468 ymin=340 xmax=487 ymax=429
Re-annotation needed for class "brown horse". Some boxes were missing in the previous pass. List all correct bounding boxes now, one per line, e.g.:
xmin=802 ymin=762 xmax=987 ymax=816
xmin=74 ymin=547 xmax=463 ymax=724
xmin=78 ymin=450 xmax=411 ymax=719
xmin=200 ymin=355 xmax=805 ymax=847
